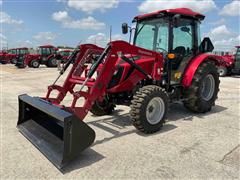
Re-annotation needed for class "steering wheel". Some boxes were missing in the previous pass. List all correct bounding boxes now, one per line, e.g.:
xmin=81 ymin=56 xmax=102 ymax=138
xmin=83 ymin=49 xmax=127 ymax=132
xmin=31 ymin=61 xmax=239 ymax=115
xmin=156 ymin=47 xmax=168 ymax=57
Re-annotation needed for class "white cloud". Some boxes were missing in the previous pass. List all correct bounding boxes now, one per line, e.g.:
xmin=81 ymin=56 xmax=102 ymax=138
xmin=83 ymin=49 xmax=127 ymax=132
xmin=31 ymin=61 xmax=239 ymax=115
xmin=52 ymin=11 xmax=69 ymax=21
xmin=210 ymin=18 xmax=225 ymax=26
xmin=67 ymin=0 xmax=119 ymax=13
xmin=85 ymin=33 xmax=125 ymax=47
xmin=0 ymin=11 xmax=23 ymax=25
xmin=33 ymin=32 xmax=59 ymax=42
xmin=206 ymin=25 xmax=239 ymax=51
xmin=220 ymin=1 xmax=240 ymax=16
xmin=208 ymin=25 xmax=232 ymax=39
xmin=52 ymin=11 xmax=105 ymax=30
xmin=213 ymin=35 xmax=240 ymax=51
xmin=138 ymin=0 xmax=217 ymax=13
xmin=0 ymin=33 xmax=7 ymax=49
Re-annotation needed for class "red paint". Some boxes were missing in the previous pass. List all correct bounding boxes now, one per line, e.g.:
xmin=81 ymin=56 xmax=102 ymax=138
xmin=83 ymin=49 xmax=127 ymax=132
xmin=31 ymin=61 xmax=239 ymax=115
xmin=134 ymin=8 xmax=205 ymax=21
xmin=182 ymin=53 xmax=223 ymax=87
xmin=44 ymin=41 xmax=163 ymax=120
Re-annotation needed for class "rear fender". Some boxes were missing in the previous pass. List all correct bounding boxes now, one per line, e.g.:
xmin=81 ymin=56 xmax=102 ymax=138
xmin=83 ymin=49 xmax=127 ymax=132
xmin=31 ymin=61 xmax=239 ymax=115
xmin=47 ymin=54 xmax=54 ymax=61
xmin=182 ymin=53 xmax=221 ymax=88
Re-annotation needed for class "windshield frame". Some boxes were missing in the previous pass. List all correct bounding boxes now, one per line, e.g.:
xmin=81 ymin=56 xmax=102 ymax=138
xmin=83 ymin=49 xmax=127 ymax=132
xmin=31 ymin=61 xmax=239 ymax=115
xmin=133 ymin=16 xmax=200 ymax=55
xmin=133 ymin=16 xmax=171 ymax=53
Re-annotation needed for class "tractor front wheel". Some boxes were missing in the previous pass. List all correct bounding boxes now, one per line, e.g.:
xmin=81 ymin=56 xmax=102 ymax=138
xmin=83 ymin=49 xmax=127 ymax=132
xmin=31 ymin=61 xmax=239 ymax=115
xmin=130 ymin=85 xmax=168 ymax=134
xmin=184 ymin=62 xmax=220 ymax=113
xmin=90 ymin=98 xmax=115 ymax=116
xmin=47 ymin=58 xmax=58 ymax=67
xmin=30 ymin=60 xmax=40 ymax=68
xmin=218 ymin=66 xmax=228 ymax=77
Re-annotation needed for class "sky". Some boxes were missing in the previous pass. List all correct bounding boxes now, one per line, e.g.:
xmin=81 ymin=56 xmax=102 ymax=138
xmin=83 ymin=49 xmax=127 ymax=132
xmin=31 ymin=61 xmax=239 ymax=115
xmin=0 ymin=0 xmax=239 ymax=51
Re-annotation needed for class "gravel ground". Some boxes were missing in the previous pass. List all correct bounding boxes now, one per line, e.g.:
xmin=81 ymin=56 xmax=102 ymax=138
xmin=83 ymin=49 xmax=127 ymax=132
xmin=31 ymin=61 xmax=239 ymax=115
xmin=0 ymin=64 xmax=239 ymax=179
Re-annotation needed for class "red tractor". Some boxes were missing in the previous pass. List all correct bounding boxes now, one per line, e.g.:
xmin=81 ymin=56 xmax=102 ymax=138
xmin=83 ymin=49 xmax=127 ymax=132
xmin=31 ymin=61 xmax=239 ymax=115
xmin=17 ymin=8 xmax=222 ymax=169
xmin=57 ymin=49 xmax=74 ymax=63
xmin=0 ymin=48 xmax=29 ymax=64
xmin=16 ymin=45 xmax=58 ymax=68
xmin=218 ymin=46 xmax=240 ymax=76
xmin=0 ymin=48 xmax=16 ymax=64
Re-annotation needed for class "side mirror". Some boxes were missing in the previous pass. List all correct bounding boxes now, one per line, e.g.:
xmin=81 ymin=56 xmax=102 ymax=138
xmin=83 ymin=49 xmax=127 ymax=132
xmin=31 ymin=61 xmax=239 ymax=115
xmin=199 ymin=37 xmax=214 ymax=53
xmin=122 ymin=23 xmax=128 ymax=34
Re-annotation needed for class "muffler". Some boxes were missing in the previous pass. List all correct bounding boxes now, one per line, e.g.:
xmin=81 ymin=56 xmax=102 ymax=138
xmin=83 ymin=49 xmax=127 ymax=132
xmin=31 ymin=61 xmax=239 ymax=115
xmin=17 ymin=94 xmax=95 ymax=169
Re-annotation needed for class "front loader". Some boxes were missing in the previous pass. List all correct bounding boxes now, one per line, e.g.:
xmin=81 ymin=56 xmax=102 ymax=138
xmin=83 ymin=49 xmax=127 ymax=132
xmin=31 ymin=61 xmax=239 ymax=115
xmin=17 ymin=8 xmax=222 ymax=169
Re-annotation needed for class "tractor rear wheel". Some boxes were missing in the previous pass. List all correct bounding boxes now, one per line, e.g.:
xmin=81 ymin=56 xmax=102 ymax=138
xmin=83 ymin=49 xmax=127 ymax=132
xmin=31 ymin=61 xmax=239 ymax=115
xmin=184 ymin=62 xmax=220 ymax=113
xmin=90 ymin=98 xmax=115 ymax=116
xmin=30 ymin=60 xmax=40 ymax=68
xmin=47 ymin=58 xmax=58 ymax=67
xmin=218 ymin=66 xmax=227 ymax=77
xmin=130 ymin=85 xmax=168 ymax=134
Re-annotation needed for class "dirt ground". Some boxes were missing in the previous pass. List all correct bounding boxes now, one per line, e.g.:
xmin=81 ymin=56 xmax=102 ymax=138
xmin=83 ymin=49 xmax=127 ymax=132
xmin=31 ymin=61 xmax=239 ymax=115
xmin=0 ymin=64 xmax=239 ymax=179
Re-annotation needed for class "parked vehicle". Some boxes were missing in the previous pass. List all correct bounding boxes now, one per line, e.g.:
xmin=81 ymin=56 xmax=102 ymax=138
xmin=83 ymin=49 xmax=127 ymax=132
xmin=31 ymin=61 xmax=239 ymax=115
xmin=17 ymin=8 xmax=222 ymax=169
xmin=16 ymin=45 xmax=58 ymax=68
xmin=218 ymin=46 xmax=240 ymax=76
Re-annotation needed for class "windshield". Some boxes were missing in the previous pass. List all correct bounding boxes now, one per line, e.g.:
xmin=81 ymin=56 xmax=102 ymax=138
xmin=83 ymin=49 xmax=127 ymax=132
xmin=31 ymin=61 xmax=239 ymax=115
xmin=39 ymin=47 xmax=55 ymax=55
xmin=134 ymin=18 xmax=169 ymax=54
xmin=18 ymin=49 xmax=28 ymax=55
xmin=60 ymin=51 xmax=71 ymax=56
xmin=10 ymin=49 xmax=17 ymax=54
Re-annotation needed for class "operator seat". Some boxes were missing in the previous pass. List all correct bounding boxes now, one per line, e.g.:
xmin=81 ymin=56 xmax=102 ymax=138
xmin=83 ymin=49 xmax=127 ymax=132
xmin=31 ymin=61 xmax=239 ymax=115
xmin=172 ymin=46 xmax=186 ymax=70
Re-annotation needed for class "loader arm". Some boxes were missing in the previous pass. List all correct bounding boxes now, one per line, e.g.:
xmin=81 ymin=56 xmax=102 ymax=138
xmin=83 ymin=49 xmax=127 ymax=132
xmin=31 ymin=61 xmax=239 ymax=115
xmin=45 ymin=40 xmax=163 ymax=120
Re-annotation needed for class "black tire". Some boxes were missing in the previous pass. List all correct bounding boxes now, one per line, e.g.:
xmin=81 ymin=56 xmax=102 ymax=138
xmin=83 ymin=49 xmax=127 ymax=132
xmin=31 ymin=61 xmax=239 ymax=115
xmin=184 ymin=62 xmax=220 ymax=113
xmin=90 ymin=98 xmax=115 ymax=116
xmin=130 ymin=85 xmax=168 ymax=134
xmin=47 ymin=58 xmax=58 ymax=67
xmin=218 ymin=66 xmax=227 ymax=77
xmin=30 ymin=60 xmax=40 ymax=68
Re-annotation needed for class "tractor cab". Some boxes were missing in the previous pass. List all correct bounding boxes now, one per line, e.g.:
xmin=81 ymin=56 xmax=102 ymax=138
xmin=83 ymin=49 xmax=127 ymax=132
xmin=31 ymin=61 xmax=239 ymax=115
xmin=8 ymin=49 xmax=17 ymax=55
xmin=17 ymin=47 xmax=29 ymax=55
xmin=15 ymin=48 xmax=29 ymax=65
xmin=37 ymin=45 xmax=57 ymax=60
xmin=123 ymin=8 xmax=214 ymax=84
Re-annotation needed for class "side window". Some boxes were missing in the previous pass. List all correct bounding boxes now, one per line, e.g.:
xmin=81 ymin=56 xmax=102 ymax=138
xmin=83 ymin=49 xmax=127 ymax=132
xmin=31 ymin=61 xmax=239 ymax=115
xmin=135 ymin=24 xmax=154 ymax=50
xmin=173 ymin=20 xmax=194 ymax=55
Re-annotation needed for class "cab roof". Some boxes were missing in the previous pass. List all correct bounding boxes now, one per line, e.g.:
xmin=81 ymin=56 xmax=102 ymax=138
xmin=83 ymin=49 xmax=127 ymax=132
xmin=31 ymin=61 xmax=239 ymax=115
xmin=133 ymin=8 xmax=205 ymax=21
xmin=17 ymin=47 xmax=28 ymax=50
xmin=39 ymin=45 xmax=56 ymax=48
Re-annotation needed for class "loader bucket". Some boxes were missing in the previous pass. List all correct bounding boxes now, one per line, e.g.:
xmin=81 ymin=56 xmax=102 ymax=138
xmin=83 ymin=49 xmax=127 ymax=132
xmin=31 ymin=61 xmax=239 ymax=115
xmin=17 ymin=94 xmax=96 ymax=169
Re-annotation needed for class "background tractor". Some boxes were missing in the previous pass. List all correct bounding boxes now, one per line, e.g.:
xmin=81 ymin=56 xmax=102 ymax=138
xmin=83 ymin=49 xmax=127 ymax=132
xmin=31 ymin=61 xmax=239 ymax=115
xmin=0 ymin=48 xmax=29 ymax=64
xmin=218 ymin=46 xmax=240 ymax=76
xmin=16 ymin=45 xmax=58 ymax=68
xmin=17 ymin=8 xmax=222 ymax=169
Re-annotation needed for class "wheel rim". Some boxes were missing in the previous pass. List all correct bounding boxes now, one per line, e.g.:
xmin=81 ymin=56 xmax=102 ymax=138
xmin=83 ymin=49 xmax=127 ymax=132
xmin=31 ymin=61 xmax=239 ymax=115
xmin=218 ymin=68 xmax=224 ymax=76
xmin=200 ymin=74 xmax=215 ymax=101
xmin=51 ymin=59 xmax=57 ymax=66
xmin=146 ymin=97 xmax=165 ymax=125
xmin=33 ymin=62 xmax=38 ymax=67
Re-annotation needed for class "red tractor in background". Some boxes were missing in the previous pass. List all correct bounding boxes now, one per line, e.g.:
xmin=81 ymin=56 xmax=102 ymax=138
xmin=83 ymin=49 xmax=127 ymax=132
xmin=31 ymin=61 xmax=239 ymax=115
xmin=0 ymin=48 xmax=29 ymax=64
xmin=57 ymin=49 xmax=74 ymax=63
xmin=0 ymin=48 xmax=16 ymax=64
xmin=17 ymin=8 xmax=223 ymax=169
xmin=218 ymin=46 xmax=240 ymax=76
xmin=16 ymin=45 xmax=58 ymax=68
